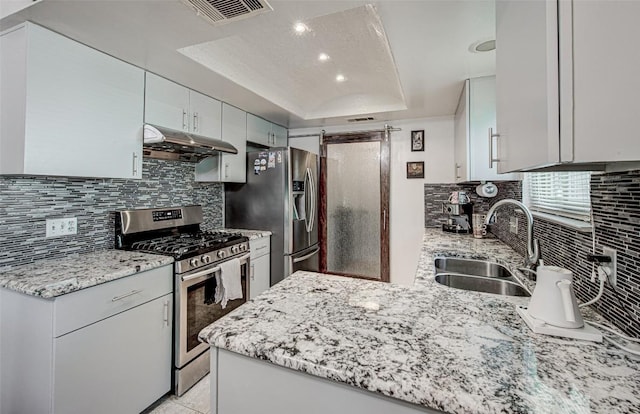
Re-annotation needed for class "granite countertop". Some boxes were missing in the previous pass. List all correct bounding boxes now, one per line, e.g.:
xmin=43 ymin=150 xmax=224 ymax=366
xmin=199 ymin=229 xmax=640 ymax=413
xmin=0 ymin=250 xmax=173 ymax=298
xmin=217 ymin=228 xmax=272 ymax=240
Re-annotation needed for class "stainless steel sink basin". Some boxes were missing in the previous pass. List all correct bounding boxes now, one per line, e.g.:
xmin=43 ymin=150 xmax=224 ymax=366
xmin=434 ymin=257 xmax=530 ymax=297
xmin=434 ymin=257 xmax=514 ymax=278
xmin=434 ymin=273 xmax=530 ymax=297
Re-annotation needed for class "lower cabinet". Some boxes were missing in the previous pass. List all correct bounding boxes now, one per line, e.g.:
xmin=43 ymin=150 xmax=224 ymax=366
xmin=0 ymin=265 xmax=173 ymax=414
xmin=54 ymin=294 xmax=172 ymax=413
xmin=249 ymin=236 xmax=271 ymax=299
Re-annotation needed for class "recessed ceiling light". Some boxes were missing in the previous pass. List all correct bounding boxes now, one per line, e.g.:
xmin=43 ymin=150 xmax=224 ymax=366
xmin=470 ymin=39 xmax=496 ymax=53
xmin=318 ymin=53 xmax=330 ymax=62
xmin=294 ymin=22 xmax=308 ymax=34
xmin=336 ymin=74 xmax=346 ymax=82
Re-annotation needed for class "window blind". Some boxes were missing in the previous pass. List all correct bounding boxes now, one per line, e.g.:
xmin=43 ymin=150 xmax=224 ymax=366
xmin=524 ymin=172 xmax=592 ymax=222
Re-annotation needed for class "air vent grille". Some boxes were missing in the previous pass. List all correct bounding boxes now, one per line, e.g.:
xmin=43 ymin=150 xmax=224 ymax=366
xmin=347 ymin=117 xmax=375 ymax=122
xmin=182 ymin=0 xmax=272 ymax=25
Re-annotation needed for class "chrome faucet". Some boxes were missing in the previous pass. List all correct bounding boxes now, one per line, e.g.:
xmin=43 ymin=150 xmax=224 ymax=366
xmin=484 ymin=199 xmax=540 ymax=268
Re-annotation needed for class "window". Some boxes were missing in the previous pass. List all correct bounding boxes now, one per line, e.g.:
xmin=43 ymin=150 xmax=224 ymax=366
xmin=523 ymin=172 xmax=592 ymax=222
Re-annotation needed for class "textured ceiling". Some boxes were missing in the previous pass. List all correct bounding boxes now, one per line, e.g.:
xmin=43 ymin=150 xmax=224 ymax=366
xmin=179 ymin=5 xmax=406 ymax=120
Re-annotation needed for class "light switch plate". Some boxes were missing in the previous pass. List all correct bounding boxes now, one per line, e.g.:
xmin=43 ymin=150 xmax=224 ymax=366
xmin=46 ymin=218 xmax=78 ymax=237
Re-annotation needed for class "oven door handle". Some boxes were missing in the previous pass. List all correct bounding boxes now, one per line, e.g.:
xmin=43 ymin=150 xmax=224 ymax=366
xmin=180 ymin=253 xmax=251 ymax=282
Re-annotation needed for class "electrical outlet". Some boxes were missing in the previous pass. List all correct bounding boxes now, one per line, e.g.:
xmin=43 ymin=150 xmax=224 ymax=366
xmin=602 ymin=247 xmax=617 ymax=288
xmin=46 ymin=218 xmax=78 ymax=238
xmin=509 ymin=216 xmax=518 ymax=234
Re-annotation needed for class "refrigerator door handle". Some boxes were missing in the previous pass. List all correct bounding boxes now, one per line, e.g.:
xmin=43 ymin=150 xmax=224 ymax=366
xmin=304 ymin=168 xmax=313 ymax=233
xmin=306 ymin=167 xmax=316 ymax=233
xmin=292 ymin=247 xmax=320 ymax=263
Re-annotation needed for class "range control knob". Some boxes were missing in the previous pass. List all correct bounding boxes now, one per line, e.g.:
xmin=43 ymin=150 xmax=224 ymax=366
xmin=217 ymin=251 xmax=226 ymax=259
xmin=201 ymin=255 xmax=211 ymax=264
xmin=240 ymin=244 xmax=247 ymax=252
xmin=231 ymin=246 xmax=239 ymax=254
xmin=189 ymin=258 xmax=200 ymax=267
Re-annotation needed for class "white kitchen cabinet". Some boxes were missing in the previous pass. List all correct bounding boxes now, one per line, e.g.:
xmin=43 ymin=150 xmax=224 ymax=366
xmin=249 ymin=236 xmax=271 ymax=299
xmin=54 ymin=293 xmax=172 ymax=413
xmin=247 ymin=113 xmax=287 ymax=147
xmin=495 ymin=0 xmax=640 ymax=173
xmin=271 ymin=123 xmax=288 ymax=147
xmin=0 ymin=265 xmax=173 ymax=414
xmin=247 ymin=113 xmax=273 ymax=146
xmin=196 ymin=103 xmax=247 ymax=183
xmin=189 ymin=89 xmax=223 ymax=139
xmin=454 ymin=77 xmax=518 ymax=182
xmin=144 ymin=72 xmax=222 ymax=139
xmin=0 ymin=22 xmax=144 ymax=179
xmin=144 ymin=72 xmax=190 ymax=132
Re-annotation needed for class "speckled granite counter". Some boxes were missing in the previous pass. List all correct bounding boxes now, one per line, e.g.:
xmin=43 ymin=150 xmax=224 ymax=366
xmin=217 ymin=228 xmax=272 ymax=240
xmin=199 ymin=229 xmax=640 ymax=413
xmin=0 ymin=250 xmax=173 ymax=298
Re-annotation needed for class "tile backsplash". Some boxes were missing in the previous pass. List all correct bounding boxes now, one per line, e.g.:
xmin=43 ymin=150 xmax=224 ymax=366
xmin=0 ymin=158 xmax=223 ymax=270
xmin=424 ymin=171 xmax=640 ymax=338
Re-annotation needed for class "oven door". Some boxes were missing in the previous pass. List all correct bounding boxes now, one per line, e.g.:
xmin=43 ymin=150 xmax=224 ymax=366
xmin=176 ymin=253 xmax=250 ymax=369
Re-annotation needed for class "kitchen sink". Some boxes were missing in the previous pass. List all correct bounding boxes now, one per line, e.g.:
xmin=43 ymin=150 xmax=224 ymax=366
xmin=434 ymin=257 xmax=514 ymax=278
xmin=434 ymin=257 xmax=530 ymax=297
xmin=434 ymin=273 xmax=530 ymax=297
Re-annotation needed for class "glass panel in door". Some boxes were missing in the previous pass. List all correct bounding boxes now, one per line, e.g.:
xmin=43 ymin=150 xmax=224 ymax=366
xmin=326 ymin=141 xmax=381 ymax=279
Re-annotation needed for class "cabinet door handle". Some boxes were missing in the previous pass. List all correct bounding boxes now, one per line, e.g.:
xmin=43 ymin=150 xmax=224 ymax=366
xmin=224 ymin=163 xmax=229 ymax=179
xmin=163 ymin=300 xmax=170 ymax=326
xmin=132 ymin=152 xmax=138 ymax=176
xmin=250 ymin=264 xmax=255 ymax=281
xmin=112 ymin=289 xmax=142 ymax=302
xmin=455 ymin=163 xmax=461 ymax=179
xmin=488 ymin=128 xmax=500 ymax=168
xmin=182 ymin=110 xmax=188 ymax=131
xmin=193 ymin=112 xmax=199 ymax=132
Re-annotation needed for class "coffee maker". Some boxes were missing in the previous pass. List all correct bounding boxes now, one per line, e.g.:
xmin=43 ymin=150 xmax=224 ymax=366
xmin=442 ymin=191 xmax=474 ymax=233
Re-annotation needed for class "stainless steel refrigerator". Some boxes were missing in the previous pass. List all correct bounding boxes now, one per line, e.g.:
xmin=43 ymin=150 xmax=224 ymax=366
xmin=225 ymin=147 xmax=319 ymax=286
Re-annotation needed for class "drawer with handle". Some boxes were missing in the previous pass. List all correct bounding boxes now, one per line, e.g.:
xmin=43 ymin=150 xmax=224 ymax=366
xmin=54 ymin=265 xmax=172 ymax=337
xmin=250 ymin=237 xmax=270 ymax=260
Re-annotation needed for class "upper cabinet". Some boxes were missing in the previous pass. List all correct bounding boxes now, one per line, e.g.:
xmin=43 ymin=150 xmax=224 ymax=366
xmin=196 ymin=103 xmax=247 ymax=183
xmin=454 ymin=76 xmax=518 ymax=182
xmin=495 ymin=0 xmax=640 ymax=173
xmin=0 ymin=23 xmax=144 ymax=179
xmin=247 ymin=113 xmax=287 ymax=147
xmin=271 ymin=123 xmax=288 ymax=147
xmin=144 ymin=73 xmax=222 ymax=140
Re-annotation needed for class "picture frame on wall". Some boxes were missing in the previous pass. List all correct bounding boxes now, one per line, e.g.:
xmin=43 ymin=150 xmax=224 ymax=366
xmin=411 ymin=130 xmax=424 ymax=152
xmin=406 ymin=161 xmax=425 ymax=179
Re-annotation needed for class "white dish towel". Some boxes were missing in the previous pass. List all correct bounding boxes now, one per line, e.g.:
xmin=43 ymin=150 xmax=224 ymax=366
xmin=217 ymin=258 xmax=243 ymax=309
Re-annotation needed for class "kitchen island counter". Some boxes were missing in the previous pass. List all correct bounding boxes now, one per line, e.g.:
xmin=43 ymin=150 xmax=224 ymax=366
xmin=199 ymin=229 xmax=640 ymax=413
xmin=0 ymin=250 xmax=173 ymax=298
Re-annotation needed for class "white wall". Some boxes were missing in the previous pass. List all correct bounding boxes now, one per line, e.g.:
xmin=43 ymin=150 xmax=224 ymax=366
xmin=289 ymin=116 xmax=455 ymax=285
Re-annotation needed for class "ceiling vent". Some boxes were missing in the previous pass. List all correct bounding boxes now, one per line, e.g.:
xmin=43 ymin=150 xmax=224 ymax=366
xmin=347 ymin=117 xmax=375 ymax=123
xmin=181 ymin=0 xmax=273 ymax=26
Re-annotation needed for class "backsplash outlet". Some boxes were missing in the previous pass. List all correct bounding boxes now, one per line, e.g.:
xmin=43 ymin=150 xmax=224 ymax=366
xmin=0 ymin=158 xmax=223 ymax=270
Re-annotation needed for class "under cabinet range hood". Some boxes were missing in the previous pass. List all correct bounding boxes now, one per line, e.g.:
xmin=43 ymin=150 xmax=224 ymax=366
xmin=143 ymin=124 xmax=237 ymax=163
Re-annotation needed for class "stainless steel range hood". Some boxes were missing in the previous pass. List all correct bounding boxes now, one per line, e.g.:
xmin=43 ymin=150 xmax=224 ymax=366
xmin=143 ymin=124 xmax=238 ymax=163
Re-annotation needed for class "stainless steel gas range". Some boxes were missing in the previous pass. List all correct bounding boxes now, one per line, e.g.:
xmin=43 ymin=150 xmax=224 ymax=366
xmin=115 ymin=205 xmax=250 ymax=396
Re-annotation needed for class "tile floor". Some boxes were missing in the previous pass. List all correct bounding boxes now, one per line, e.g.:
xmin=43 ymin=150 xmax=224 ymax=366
xmin=144 ymin=375 xmax=210 ymax=414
